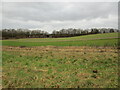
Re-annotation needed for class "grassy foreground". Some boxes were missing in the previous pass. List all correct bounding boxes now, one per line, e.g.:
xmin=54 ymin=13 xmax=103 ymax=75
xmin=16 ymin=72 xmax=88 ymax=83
xmin=2 ymin=33 xmax=119 ymax=47
xmin=2 ymin=46 xmax=118 ymax=88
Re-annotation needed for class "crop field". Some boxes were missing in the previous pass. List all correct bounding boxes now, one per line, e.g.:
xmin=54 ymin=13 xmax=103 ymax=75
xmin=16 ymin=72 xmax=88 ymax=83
xmin=1 ymin=33 xmax=119 ymax=88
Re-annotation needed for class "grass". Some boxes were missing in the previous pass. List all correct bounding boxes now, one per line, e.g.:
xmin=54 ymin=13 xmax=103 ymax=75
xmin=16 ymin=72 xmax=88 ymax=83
xmin=2 ymin=46 xmax=118 ymax=88
xmin=2 ymin=33 xmax=119 ymax=88
xmin=2 ymin=38 xmax=118 ymax=47
xmin=2 ymin=33 xmax=119 ymax=47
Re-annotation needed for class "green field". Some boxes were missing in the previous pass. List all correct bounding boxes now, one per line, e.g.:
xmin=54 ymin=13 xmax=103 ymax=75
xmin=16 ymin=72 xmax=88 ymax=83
xmin=2 ymin=33 xmax=119 ymax=47
xmin=2 ymin=33 xmax=119 ymax=88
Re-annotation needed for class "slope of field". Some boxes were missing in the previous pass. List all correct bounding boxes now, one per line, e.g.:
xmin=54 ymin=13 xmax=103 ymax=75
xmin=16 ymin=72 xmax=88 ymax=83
xmin=2 ymin=33 xmax=119 ymax=47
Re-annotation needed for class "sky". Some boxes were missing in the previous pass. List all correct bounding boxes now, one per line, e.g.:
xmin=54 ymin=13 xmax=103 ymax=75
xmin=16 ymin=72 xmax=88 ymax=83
xmin=2 ymin=2 xmax=118 ymax=33
xmin=1 ymin=0 xmax=120 ymax=2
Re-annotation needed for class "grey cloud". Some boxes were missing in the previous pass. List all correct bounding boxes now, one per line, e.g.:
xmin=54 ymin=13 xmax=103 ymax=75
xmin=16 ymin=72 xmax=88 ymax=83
xmin=2 ymin=2 xmax=118 ymax=32
xmin=3 ymin=2 xmax=118 ymax=21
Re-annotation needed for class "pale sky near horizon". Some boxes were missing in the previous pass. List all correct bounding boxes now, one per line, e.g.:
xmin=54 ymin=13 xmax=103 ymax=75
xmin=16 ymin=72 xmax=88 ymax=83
xmin=1 ymin=2 xmax=118 ymax=33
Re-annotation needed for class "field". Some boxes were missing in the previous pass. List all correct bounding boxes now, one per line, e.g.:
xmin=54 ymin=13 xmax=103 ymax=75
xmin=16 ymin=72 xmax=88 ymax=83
xmin=2 ymin=33 xmax=119 ymax=88
xmin=2 ymin=33 xmax=119 ymax=47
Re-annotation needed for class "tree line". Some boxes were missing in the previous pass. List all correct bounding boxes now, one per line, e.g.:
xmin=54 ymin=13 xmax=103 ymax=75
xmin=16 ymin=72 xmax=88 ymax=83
xmin=1 ymin=28 xmax=119 ymax=39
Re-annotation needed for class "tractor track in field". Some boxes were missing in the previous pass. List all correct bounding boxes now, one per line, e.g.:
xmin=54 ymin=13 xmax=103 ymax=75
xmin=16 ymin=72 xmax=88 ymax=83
xmin=2 ymin=46 xmax=118 ymax=53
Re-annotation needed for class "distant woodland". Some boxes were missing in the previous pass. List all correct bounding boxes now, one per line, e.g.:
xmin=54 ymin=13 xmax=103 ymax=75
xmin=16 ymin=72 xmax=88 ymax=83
xmin=1 ymin=28 xmax=119 ymax=39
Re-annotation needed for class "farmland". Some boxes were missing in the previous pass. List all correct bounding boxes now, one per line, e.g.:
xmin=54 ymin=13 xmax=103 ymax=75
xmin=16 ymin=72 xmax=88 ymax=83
xmin=2 ymin=33 xmax=119 ymax=47
xmin=2 ymin=33 xmax=119 ymax=88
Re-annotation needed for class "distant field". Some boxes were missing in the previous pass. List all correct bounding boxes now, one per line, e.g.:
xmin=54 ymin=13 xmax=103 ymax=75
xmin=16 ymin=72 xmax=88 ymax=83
xmin=2 ymin=33 xmax=119 ymax=47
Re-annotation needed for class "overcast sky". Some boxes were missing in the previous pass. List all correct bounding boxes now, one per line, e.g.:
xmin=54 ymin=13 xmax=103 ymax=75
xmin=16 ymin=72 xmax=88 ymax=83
xmin=2 ymin=2 xmax=118 ymax=33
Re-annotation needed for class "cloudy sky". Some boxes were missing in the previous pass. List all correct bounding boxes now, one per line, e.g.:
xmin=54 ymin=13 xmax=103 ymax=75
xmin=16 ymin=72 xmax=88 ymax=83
xmin=2 ymin=2 xmax=118 ymax=33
